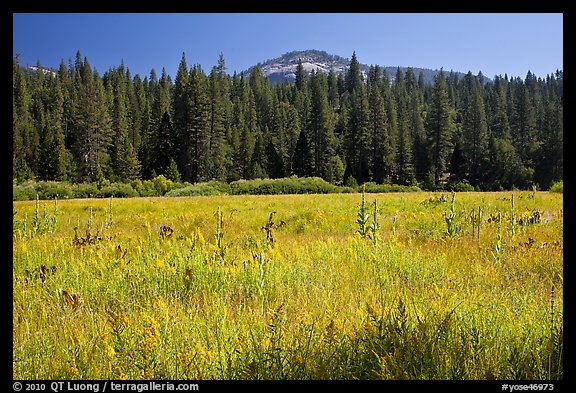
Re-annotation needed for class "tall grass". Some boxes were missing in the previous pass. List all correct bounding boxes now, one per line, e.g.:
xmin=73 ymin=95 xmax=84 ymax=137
xmin=13 ymin=191 xmax=563 ymax=379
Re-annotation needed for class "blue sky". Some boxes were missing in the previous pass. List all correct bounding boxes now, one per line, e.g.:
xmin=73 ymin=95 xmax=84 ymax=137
xmin=13 ymin=13 xmax=563 ymax=80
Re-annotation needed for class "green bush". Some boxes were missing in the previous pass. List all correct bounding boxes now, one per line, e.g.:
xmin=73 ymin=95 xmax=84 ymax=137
xmin=13 ymin=181 xmax=75 ymax=201
xmin=229 ymin=176 xmax=339 ymax=195
xmin=152 ymin=175 xmax=174 ymax=195
xmin=130 ymin=179 xmax=159 ymax=197
xmin=165 ymin=181 xmax=230 ymax=197
xmin=13 ymin=181 xmax=38 ymax=201
xmin=362 ymin=182 xmax=422 ymax=193
xmin=13 ymin=177 xmax=426 ymax=201
xmin=71 ymin=183 xmax=100 ymax=199
xmin=549 ymin=180 xmax=563 ymax=193
xmin=36 ymin=181 xmax=74 ymax=199
xmin=446 ymin=181 xmax=475 ymax=192
xmin=98 ymin=182 xmax=139 ymax=198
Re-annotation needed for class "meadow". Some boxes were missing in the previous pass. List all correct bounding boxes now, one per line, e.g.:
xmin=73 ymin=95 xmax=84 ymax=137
xmin=12 ymin=191 xmax=563 ymax=380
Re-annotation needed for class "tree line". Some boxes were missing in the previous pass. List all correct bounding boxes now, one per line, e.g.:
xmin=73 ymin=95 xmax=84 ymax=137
xmin=13 ymin=51 xmax=563 ymax=191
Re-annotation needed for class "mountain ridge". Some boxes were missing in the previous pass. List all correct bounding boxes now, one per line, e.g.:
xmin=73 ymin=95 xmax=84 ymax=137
xmin=245 ymin=49 xmax=476 ymax=85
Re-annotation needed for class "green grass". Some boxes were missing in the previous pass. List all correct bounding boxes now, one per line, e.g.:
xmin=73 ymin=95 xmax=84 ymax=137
xmin=13 ymin=191 xmax=563 ymax=379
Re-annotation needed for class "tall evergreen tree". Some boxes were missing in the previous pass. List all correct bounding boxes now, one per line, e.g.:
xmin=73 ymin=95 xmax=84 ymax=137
xmin=345 ymin=84 xmax=371 ymax=183
xmin=292 ymin=129 xmax=313 ymax=177
xmin=208 ymin=66 xmax=228 ymax=180
xmin=249 ymin=131 xmax=267 ymax=179
xmin=110 ymin=69 xmax=140 ymax=181
xmin=345 ymin=52 xmax=363 ymax=94
xmin=308 ymin=71 xmax=335 ymax=177
xmin=535 ymin=98 xmax=562 ymax=188
xmin=184 ymin=65 xmax=212 ymax=182
xmin=367 ymin=69 xmax=391 ymax=183
xmin=13 ymin=55 xmax=35 ymax=181
xmin=172 ymin=53 xmax=191 ymax=172
xmin=511 ymin=82 xmax=538 ymax=167
xmin=409 ymin=86 xmax=428 ymax=186
xmin=327 ymin=70 xmax=340 ymax=111
xmin=38 ymin=77 xmax=74 ymax=181
xmin=73 ymin=58 xmax=112 ymax=182
xmin=426 ymin=71 xmax=455 ymax=188
xmin=295 ymin=59 xmax=307 ymax=93
xmin=462 ymin=80 xmax=489 ymax=186
xmin=285 ymin=105 xmax=301 ymax=175
xmin=393 ymin=67 xmax=414 ymax=185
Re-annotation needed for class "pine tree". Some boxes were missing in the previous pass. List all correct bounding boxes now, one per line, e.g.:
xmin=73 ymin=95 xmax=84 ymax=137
xmin=327 ymin=70 xmax=340 ymax=111
xmin=172 ymin=53 xmax=190 ymax=172
xmin=535 ymin=98 xmax=562 ymax=188
xmin=392 ymin=67 xmax=414 ymax=185
xmin=185 ymin=65 xmax=212 ymax=182
xmin=489 ymin=76 xmax=512 ymax=140
xmin=309 ymin=71 xmax=335 ymax=177
xmin=295 ymin=59 xmax=307 ymax=93
xmin=249 ymin=131 xmax=267 ymax=179
xmin=265 ymin=138 xmax=285 ymax=179
xmin=345 ymin=52 xmax=363 ymax=94
xmin=409 ymin=87 xmax=428 ymax=186
xmin=346 ymin=84 xmax=371 ymax=183
xmin=228 ymin=93 xmax=246 ymax=180
xmin=367 ymin=68 xmax=391 ymax=183
xmin=426 ymin=70 xmax=455 ymax=188
xmin=249 ymin=66 xmax=273 ymax=132
xmin=208 ymin=66 xmax=228 ymax=181
xmin=285 ymin=105 xmax=301 ymax=175
xmin=73 ymin=57 xmax=112 ymax=182
xmin=137 ymin=78 xmax=153 ymax=178
xmin=462 ymin=80 xmax=489 ymax=186
xmin=165 ymin=157 xmax=181 ymax=182
xmin=145 ymin=68 xmax=173 ymax=178
xmin=395 ymin=92 xmax=414 ymax=185
xmin=13 ymin=55 xmax=35 ymax=181
xmin=382 ymin=80 xmax=398 ymax=183
xmin=511 ymin=82 xmax=538 ymax=167
xmin=292 ymin=129 xmax=313 ymax=177
xmin=126 ymin=71 xmax=142 ymax=156
xmin=38 ymin=77 xmax=73 ymax=181
xmin=110 ymin=69 xmax=140 ymax=181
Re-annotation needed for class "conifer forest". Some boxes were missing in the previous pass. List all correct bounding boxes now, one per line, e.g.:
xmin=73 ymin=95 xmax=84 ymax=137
xmin=13 ymin=51 xmax=563 ymax=191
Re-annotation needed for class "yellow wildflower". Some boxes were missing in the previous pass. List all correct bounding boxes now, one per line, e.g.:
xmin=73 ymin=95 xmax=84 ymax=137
xmin=69 ymin=358 xmax=79 ymax=378
xmin=138 ymin=313 xmax=159 ymax=354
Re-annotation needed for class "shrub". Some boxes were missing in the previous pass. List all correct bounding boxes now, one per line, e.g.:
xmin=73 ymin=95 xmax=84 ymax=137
xmin=344 ymin=175 xmax=358 ymax=188
xmin=152 ymin=175 xmax=174 ymax=196
xmin=36 ymin=181 xmax=74 ymax=200
xmin=446 ymin=181 xmax=475 ymax=192
xmin=362 ymin=182 xmax=422 ymax=193
xmin=133 ymin=179 xmax=159 ymax=197
xmin=549 ymin=180 xmax=563 ymax=193
xmin=98 ymin=182 xmax=139 ymax=198
xmin=165 ymin=181 xmax=229 ymax=197
xmin=13 ymin=181 xmax=38 ymax=201
xmin=71 ymin=183 xmax=100 ymax=199
xmin=229 ymin=176 xmax=339 ymax=195
xmin=13 ymin=181 xmax=76 ymax=201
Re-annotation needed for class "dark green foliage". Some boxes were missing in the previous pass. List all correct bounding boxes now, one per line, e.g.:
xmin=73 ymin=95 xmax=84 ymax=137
xmin=292 ymin=130 xmax=313 ymax=177
xmin=230 ymin=177 xmax=339 ymax=195
xmin=426 ymin=71 xmax=456 ymax=188
xmin=13 ymin=51 xmax=562 ymax=193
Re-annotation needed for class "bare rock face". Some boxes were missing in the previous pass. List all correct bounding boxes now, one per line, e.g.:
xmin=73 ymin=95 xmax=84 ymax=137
xmin=244 ymin=49 xmax=468 ymax=86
